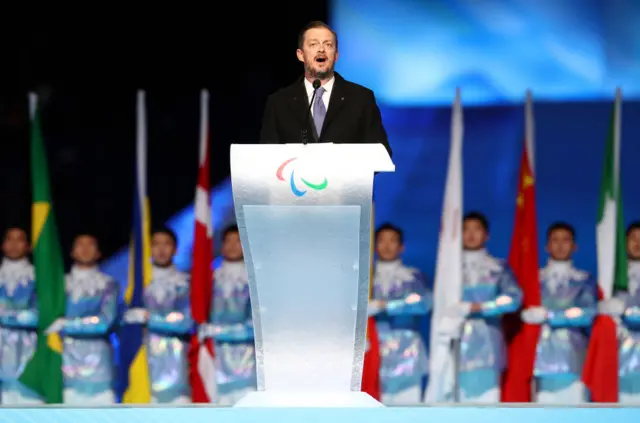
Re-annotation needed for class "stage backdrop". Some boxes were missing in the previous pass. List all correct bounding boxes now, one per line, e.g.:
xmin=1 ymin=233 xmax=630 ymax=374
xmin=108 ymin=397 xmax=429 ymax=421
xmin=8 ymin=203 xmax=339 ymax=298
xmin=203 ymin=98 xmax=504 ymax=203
xmin=330 ymin=0 xmax=640 ymax=105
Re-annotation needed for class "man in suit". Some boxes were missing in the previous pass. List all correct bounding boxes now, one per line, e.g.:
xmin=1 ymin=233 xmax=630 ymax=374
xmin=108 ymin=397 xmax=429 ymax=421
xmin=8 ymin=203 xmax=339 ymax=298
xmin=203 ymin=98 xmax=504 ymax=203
xmin=260 ymin=21 xmax=391 ymax=156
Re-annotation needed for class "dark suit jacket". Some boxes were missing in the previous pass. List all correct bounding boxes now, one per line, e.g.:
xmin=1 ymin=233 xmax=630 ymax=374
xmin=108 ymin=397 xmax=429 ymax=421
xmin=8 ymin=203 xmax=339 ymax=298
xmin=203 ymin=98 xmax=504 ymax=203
xmin=259 ymin=73 xmax=392 ymax=156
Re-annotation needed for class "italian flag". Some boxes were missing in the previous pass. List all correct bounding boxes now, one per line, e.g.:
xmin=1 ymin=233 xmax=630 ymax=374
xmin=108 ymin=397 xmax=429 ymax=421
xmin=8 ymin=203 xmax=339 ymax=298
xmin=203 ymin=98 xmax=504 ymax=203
xmin=18 ymin=93 xmax=66 ymax=403
xmin=582 ymin=88 xmax=626 ymax=402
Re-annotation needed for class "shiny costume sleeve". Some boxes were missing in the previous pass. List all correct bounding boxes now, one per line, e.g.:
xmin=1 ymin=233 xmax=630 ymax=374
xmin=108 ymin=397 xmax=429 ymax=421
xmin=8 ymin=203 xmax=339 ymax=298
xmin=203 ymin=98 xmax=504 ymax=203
xmin=148 ymin=283 xmax=194 ymax=334
xmin=624 ymin=306 xmax=640 ymax=325
xmin=212 ymin=299 xmax=254 ymax=343
xmin=244 ymin=299 xmax=254 ymax=337
xmin=547 ymin=275 xmax=597 ymax=328
xmin=0 ymin=288 xmax=38 ymax=329
xmin=385 ymin=271 xmax=432 ymax=316
xmin=616 ymin=291 xmax=640 ymax=326
xmin=64 ymin=279 xmax=119 ymax=335
xmin=474 ymin=266 xmax=523 ymax=318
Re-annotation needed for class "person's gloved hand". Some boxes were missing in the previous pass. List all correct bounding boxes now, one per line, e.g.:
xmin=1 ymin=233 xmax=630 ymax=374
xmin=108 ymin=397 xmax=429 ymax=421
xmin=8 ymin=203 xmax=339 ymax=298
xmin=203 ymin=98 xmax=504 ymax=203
xmin=123 ymin=308 xmax=149 ymax=324
xmin=597 ymin=298 xmax=625 ymax=317
xmin=521 ymin=306 xmax=547 ymax=324
xmin=45 ymin=317 xmax=66 ymax=334
xmin=198 ymin=323 xmax=216 ymax=342
xmin=367 ymin=300 xmax=386 ymax=316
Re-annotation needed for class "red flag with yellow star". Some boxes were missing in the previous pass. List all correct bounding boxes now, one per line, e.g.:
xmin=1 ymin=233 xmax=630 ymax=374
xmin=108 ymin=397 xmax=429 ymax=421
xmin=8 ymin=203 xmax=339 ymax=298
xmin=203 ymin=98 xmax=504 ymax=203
xmin=501 ymin=92 xmax=541 ymax=402
xmin=361 ymin=203 xmax=381 ymax=400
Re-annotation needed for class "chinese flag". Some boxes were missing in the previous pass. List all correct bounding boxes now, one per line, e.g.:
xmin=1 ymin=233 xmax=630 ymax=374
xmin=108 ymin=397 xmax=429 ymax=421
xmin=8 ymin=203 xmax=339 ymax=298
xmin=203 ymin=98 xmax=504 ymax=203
xmin=501 ymin=92 xmax=541 ymax=402
xmin=362 ymin=316 xmax=381 ymax=400
xmin=362 ymin=203 xmax=381 ymax=400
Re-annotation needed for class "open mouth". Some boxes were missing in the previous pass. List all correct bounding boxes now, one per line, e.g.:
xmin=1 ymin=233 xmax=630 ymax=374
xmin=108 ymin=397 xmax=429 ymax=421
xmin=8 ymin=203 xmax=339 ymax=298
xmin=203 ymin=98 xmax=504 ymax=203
xmin=315 ymin=57 xmax=327 ymax=63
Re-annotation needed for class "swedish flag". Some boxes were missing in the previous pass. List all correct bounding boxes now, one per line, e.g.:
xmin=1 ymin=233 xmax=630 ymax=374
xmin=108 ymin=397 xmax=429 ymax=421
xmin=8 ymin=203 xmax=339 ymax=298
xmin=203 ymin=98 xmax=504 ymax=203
xmin=118 ymin=90 xmax=152 ymax=403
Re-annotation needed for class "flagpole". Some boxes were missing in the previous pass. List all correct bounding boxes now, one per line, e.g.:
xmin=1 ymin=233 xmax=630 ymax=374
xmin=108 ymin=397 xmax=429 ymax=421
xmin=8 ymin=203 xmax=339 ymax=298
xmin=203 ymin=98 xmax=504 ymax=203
xmin=526 ymin=89 xmax=537 ymax=401
xmin=452 ymin=339 xmax=460 ymax=402
xmin=452 ymin=87 xmax=462 ymax=403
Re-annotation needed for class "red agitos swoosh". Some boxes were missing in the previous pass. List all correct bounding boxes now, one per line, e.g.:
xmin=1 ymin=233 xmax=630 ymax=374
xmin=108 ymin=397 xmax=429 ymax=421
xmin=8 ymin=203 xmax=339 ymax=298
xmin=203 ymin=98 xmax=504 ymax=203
xmin=276 ymin=158 xmax=297 ymax=181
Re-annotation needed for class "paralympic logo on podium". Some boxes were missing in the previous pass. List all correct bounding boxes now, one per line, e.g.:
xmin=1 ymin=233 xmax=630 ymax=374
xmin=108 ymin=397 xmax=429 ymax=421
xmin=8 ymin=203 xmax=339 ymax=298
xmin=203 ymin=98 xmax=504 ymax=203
xmin=276 ymin=157 xmax=328 ymax=197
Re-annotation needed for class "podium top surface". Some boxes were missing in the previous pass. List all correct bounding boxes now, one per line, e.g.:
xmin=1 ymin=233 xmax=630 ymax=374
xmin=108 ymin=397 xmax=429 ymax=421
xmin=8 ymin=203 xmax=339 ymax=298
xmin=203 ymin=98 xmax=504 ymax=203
xmin=230 ymin=143 xmax=394 ymax=172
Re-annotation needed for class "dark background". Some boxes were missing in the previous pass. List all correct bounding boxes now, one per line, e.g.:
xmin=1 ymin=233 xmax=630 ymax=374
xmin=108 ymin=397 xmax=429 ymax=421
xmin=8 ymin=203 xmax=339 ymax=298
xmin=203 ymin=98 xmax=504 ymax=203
xmin=0 ymin=5 xmax=327 ymax=265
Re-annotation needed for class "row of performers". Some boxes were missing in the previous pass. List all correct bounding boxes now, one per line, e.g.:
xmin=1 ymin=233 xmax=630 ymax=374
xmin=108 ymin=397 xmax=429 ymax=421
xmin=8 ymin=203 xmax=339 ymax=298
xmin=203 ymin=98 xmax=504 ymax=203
xmin=0 ymin=212 xmax=638 ymax=405
xmin=0 ymin=225 xmax=252 ymax=405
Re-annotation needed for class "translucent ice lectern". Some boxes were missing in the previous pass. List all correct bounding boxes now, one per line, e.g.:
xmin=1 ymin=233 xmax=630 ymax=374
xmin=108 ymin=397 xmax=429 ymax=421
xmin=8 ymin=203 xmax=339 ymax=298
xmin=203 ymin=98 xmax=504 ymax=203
xmin=230 ymin=143 xmax=394 ymax=407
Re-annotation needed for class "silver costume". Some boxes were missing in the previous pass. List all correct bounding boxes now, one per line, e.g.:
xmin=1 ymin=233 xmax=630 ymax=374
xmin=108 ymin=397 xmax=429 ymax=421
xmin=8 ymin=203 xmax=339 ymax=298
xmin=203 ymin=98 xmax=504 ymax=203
xmin=62 ymin=265 xmax=119 ymax=404
xmin=0 ymin=258 xmax=42 ymax=404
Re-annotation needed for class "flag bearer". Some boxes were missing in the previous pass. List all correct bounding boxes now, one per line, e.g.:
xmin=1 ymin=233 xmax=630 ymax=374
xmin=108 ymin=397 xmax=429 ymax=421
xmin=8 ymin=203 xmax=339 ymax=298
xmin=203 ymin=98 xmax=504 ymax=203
xmin=0 ymin=227 xmax=42 ymax=404
xmin=60 ymin=233 xmax=118 ymax=404
xmin=199 ymin=224 xmax=256 ymax=405
xmin=598 ymin=221 xmax=640 ymax=403
xmin=123 ymin=227 xmax=193 ymax=403
xmin=521 ymin=222 xmax=598 ymax=403
xmin=369 ymin=223 xmax=431 ymax=405
xmin=452 ymin=212 xmax=522 ymax=402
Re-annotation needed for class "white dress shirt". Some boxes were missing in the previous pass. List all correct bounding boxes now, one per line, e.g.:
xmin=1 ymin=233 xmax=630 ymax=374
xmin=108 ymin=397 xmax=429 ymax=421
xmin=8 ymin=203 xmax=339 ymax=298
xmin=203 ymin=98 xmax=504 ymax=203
xmin=304 ymin=76 xmax=335 ymax=117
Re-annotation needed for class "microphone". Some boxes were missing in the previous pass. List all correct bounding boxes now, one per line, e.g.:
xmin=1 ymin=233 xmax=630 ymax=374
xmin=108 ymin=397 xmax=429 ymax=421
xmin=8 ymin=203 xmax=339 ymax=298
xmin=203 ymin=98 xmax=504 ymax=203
xmin=301 ymin=79 xmax=322 ymax=144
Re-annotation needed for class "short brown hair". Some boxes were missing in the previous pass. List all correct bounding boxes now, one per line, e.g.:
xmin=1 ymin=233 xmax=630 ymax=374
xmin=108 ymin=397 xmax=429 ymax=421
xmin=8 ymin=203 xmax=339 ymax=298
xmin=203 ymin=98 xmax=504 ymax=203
xmin=298 ymin=21 xmax=338 ymax=50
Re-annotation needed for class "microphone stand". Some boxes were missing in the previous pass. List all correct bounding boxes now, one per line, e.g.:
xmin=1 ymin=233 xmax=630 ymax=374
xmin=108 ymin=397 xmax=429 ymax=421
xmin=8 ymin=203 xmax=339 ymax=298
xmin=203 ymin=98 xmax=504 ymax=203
xmin=301 ymin=79 xmax=321 ymax=144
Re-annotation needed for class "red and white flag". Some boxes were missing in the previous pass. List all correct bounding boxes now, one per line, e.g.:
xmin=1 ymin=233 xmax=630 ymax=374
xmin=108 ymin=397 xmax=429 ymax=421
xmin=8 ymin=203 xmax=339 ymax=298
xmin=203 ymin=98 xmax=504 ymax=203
xmin=189 ymin=89 xmax=217 ymax=402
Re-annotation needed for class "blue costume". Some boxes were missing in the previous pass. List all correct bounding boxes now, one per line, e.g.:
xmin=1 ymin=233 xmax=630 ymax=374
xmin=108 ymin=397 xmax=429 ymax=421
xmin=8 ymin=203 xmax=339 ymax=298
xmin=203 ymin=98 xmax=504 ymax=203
xmin=62 ymin=266 xmax=119 ymax=404
xmin=199 ymin=260 xmax=256 ymax=405
xmin=612 ymin=260 xmax=640 ymax=403
xmin=143 ymin=265 xmax=193 ymax=403
xmin=458 ymin=249 xmax=522 ymax=402
xmin=525 ymin=260 xmax=597 ymax=403
xmin=371 ymin=259 xmax=431 ymax=405
xmin=0 ymin=258 xmax=42 ymax=404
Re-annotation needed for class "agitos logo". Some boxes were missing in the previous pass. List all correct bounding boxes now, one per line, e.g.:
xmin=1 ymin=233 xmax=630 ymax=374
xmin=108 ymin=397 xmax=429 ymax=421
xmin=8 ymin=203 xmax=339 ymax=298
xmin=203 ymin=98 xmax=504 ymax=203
xmin=276 ymin=157 xmax=328 ymax=197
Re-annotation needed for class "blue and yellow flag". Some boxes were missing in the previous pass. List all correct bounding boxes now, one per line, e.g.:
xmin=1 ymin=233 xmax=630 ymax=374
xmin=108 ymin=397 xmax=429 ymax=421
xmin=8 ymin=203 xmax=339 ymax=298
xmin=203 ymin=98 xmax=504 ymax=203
xmin=118 ymin=90 xmax=152 ymax=403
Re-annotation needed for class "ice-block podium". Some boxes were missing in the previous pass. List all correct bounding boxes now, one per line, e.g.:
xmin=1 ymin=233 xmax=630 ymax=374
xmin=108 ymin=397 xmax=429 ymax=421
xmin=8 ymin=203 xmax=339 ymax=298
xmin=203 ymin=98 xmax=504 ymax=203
xmin=230 ymin=142 xmax=394 ymax=407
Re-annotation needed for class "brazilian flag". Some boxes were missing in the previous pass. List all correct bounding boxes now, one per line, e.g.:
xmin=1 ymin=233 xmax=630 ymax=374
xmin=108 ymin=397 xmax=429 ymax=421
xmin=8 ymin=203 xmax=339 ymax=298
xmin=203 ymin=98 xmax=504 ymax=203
xmin=19 ymin=93 xmax=66 ymax=403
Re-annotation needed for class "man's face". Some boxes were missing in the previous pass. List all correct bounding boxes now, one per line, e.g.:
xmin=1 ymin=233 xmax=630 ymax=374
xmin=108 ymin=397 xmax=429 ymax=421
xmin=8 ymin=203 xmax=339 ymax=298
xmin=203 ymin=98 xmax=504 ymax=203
xmin=627 ymin=228 xmax=640 ymax=260
xmin=222 ymin=232 xmax=243 ymax=261
xmin=296 ymin=27 xmax=338 ymax=80
xmin=2 ymin=228 xmax=29 ymax=260
xmin=71 ymin=235 xmax=100 ymax=266
xmin=546 ymin=229 xmax=575 ymax=261
xmin=376 ymin=229 xmax=403 ymax=261
xmin=463 ymin=219 xmax=488 ymax=250
xmin=151 ymin=233 xmax=176 ymax=266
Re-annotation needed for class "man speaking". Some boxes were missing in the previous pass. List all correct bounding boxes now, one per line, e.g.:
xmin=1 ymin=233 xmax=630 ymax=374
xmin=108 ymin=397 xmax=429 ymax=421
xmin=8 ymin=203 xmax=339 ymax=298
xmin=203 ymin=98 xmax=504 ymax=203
xmin=260 ymin=21 xmax=391 ymax=156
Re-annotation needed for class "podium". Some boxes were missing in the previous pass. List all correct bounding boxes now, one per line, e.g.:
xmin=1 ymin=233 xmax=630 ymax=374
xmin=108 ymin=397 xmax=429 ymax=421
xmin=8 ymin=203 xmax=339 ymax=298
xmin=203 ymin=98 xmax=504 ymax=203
xmin=229 ymin=143 xmax=394 ymax=407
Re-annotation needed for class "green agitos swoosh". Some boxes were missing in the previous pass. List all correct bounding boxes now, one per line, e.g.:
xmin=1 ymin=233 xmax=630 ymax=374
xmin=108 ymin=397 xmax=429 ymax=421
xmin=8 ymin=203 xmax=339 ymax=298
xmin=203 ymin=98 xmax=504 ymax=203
xmin=301 ymin=177 xmax=328 ymax=190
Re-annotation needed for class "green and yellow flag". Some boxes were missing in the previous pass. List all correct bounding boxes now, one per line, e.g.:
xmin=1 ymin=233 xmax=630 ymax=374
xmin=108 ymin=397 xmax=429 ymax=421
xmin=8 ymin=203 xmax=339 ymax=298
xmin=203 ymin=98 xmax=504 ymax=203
xmin=18 ymin=93 xmax=65 ymax=403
